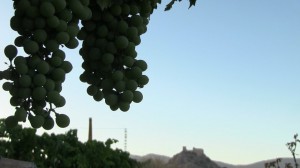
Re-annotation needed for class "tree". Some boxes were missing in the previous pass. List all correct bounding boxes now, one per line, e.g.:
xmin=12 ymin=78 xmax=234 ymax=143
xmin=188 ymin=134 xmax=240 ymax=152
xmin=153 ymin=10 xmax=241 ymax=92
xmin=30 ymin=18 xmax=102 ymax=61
xmin=0 ymin=118 xmax=139 ymax=167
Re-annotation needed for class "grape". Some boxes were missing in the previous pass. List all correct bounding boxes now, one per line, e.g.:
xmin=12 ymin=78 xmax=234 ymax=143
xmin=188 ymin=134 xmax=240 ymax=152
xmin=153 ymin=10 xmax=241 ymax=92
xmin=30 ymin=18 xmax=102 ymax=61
xmin=2 ymin=82 xmax=13 ymax=91
xmin=121 ymin=90 xmax=134 ymax=102
xmin=55 ymin=114 xmax=70 ymax=128
xmin=14 ymin=107 xmax=27 ymax=122
xmin=33 ymin=74 xmax=47 ymax=86
xmin=133 ymin=91 xmax=143 ymax=103
xmin=87 ymin=85 xmax=98 ymax=96
xmin=43 ymin=116 xmax=55 ymax=130
xmin=32 ymin=87 xmax=47 ymax=101
xmin=23 ymin=40 xmax=39 ymax=54
xmin=52 ymin=0 xmax=67 ymax=12
xmin=56 ymin=32 xmax=70 ymax=44
xmin=29 ymin=114 xmax=45 ymax=128
xmin=115 ymin=36 xmax=129 ymax=49
xmin=37 ymin=61 xmax=50 ymax=74
xmin=39 ymin=2 xmax=55 ymax=18
xmin=4 ymin=45 xmax=18 ymax=60
xmin=47 ymin=16 xmax=60 ymax=28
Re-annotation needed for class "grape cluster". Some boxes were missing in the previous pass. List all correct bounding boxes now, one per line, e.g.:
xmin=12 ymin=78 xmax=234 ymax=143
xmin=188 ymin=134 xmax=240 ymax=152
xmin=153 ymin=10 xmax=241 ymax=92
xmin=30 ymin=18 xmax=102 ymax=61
xmin=78 ymin=0 xmax=160 ymax=112
xmin=1 ymin=0 xmax=91 ymax=129
xmin=1 ymin=0 xmax=161 ymax=129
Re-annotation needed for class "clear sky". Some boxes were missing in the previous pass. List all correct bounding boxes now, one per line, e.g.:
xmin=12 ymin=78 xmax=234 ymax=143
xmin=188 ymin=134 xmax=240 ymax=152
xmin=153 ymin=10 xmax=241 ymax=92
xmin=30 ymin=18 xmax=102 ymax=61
xmin=1 ymin=0 xmax=300 ymax=165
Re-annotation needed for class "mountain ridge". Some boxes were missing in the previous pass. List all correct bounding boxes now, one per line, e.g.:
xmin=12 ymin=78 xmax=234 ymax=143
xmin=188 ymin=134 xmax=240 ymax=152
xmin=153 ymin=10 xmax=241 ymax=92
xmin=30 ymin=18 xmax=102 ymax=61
xmin=131 ymin=152 xmax=300 ymax=168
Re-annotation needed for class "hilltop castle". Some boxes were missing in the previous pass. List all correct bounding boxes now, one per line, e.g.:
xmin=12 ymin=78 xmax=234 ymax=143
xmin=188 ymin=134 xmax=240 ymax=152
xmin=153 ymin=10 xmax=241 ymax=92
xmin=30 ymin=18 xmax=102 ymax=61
xmin=182 ymin=146 xmax=204 ymax=156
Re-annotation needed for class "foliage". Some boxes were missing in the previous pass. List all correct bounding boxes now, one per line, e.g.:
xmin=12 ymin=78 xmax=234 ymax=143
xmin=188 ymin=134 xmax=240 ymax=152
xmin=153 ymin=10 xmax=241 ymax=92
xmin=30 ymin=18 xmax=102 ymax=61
xmin=0 ymin=119 xmax=139 ymax=168
xmin=265 ymin=134 xmax=300 ymax=168
xmin=165 ymin=0 xmax=197 ymax=11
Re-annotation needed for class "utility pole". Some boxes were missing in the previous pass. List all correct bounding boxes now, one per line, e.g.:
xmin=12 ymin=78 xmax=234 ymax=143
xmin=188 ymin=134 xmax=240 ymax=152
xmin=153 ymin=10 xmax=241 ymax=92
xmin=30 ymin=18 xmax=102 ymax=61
xmin=124 ymin=128 xmax=127 ymax=151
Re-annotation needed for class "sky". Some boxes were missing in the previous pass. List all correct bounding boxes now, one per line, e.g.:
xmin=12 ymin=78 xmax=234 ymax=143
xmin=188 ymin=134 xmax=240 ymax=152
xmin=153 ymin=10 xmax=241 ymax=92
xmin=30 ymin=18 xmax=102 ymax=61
xmin=1 ymin=0 xmax=300 ymax=165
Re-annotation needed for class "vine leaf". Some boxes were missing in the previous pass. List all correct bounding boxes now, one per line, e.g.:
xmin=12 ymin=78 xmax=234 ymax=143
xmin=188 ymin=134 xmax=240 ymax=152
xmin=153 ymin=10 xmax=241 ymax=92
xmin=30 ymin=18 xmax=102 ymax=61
xmin=165 ymin=0 xmax=197 ymax=11
xmin=189 ymin=0 xmax=197 ymax=8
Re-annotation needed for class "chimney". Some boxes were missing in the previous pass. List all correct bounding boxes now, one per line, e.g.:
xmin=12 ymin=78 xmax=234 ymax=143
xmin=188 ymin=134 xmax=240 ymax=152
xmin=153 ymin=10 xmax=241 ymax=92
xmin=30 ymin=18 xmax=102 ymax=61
xmin=88 ymin=118 xmax=92 ymax=141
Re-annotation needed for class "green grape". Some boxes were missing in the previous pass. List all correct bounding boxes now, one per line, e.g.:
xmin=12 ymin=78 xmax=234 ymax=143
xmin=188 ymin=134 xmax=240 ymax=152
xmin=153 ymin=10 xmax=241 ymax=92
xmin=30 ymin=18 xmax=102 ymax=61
xmin=121 ymin=90 xmax=134 ymax=102
xmin=43 ymin=116 xmax=55 ymax=130
xmin=105 ymin=42 xmax=117 ymax=54
xmin=44 ymin=79 xmax=55 ymax=91
xmin=36 ymin=61 xmax=50 ymax=74
xmin=39 ymin=1 xmax=55 ymax=18
xmin=110 ymin=5 xmax=122 ymax=16
xmin=127 ymin=27 xmax=138 ymax=41
xmin=123 ymin=56 xmax=135 ymax=67
xmin=117 ymin=20 xmax=129 ymax=34
xmin=134 ymin=59 xmax=147 ymax=71
xmin=60 ymin=61 xmax=73 ymax=73
xmin=33 ymin=74 xmax=47 ymax=86
xmin=102 ymin=53 xmax=114 ymax=64
xmin=130 ymin=5 xmax=139 ymax=15
xmin=52 ymin=0 xmax=66 ymax=12
xmin=130 ymin=15 xmax=143 ymax=27
xmin=45 ymin=40 xmax=59 ymax=52
xmin=126 ymin=80 xmax=138 ymax=91
xmin=33 ymin=29 xmax=47 ymax=43
xmin=47 ymin=16 xmax=60 ymax=28
xmin=110 ymin=104 xmax=119 ymax=111
xmin=58 ymin=9 xmax=73 ymax=22
xmin=10 ymin=96 xmax=22 ymax=106
xmin=18 ymin=75 xmax=32 ymax=87
xmin=32 ymin=87 xmax=47 ymax=101
xmin=121 ymin=4 xmax=130 ymax=15
xmin=137 ymin=75 xmax=149 ymax=86
xmin=55 ymin=113 xmax=70 ymax=128
xmin=88 ymin=47 xmax=101 ymax=60
xmin=56 ymin=32 xmax=70 ymax=44
xmin=55 ymin=20 xmax=67 ymax=32
xmin=47 ymin=91 xmax=61 ymax=104
xmin=15 ymin=62 xmax=29 ymax=75
xmin=51 ymin=68 xmax=66 ymax=81
xmin=101 ymin=78 xmax=114 ymax=90
xmin=119 ymin=101 xmax=130 ymax=112
xmin=14 ymin=36 xmax=25 ymax=47
xmin=55 ymin=96 xmax=66 ymax=107
xmin=29 ymin=114 xmax=45 ymax=128
xmin=53 ymin=50 xmax=66 ymax=60
xmin=4 ymin=45 xmax=18 ymax=60
xmin=2 ymin=82 xmax=13 ymax=91
xmin=17 ymin=87 xmax=31 ymax=98
xmin=130 ymin=66 xmax=142 ymax=79
xmin=5 ymin=116 xmax=18 ymax=128
xmin=14 ymin=56 xmax=26 ymax=65
xmin=14 ymin=107 xmax=27 ymax=122
xmin=133 ymin=90 xmax=143 ymax=103
xmin=96 ymin=25 xmax=108 ymax=38
xmin=93 ymin=90 xmax=104 ymax=101
xmin=66 ymin=24 xmax=80 ymax=37
xmin=54 ymin=81 xmax=63 ymax=92
xmin=87 ymin=85 xmax=98 ymax=96
xmin=65 ymin=38 xmax=79 ymax=49
xmin=23 ymin=40 xmax=39 ymax=54
xmin=49 ymin=56 xmax=63 ymax=67
xmin=105 ymin=93 xmax=118 ymax=106
xmin=27 ymin=55 xmax=41 ymax=68
xmin=112 ymin=70 xmax=124 ymax=82
xmin=115 ymin=36 xmax=129 ymax=49
xmin=34 ymin=17 xmax=46 ymax=29
xmin=114 ymin=80 xmax=126 ymax=92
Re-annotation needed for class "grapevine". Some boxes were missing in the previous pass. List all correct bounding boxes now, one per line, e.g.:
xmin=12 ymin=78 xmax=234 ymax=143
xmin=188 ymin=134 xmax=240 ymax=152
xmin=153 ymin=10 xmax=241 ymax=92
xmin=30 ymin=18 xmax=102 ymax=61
xmin=0 ymin=0 xmax=161 ymax=130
